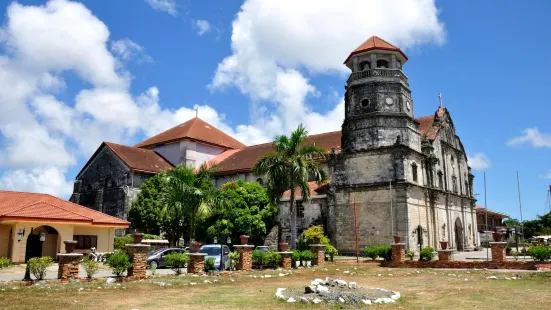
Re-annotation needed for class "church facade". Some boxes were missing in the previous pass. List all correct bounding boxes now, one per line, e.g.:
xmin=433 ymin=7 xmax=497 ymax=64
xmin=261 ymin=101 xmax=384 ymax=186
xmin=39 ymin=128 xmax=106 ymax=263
xmin=71 ymin=36 xmax=477 ymax=251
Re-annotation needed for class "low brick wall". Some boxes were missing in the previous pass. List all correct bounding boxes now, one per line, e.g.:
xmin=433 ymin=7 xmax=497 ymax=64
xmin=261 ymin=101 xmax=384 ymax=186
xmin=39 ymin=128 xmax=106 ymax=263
xmin=278 ymin=252 xmax=292 ymax=270
xmin=387 ymin=260 xmax=537 ymax=270
xmin=126 ymin=244 xmax=150 ymax=280
xmin=187 ymin=254 xmax=206 ymax=274
xmin=234 ymin=245 xmax=254 ymax=271
xmin=57 ymin=254 xmax=82 ymax=283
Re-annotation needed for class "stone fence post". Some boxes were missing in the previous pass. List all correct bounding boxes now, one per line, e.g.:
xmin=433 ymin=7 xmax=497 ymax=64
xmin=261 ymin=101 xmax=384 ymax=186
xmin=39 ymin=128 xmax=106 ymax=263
xmin=234 ymin=245 xmax=255 ymax=271
xmin=126 ymin=244 xmax=150 ymax=280
xmin=490 ymin=242 xmax=507 ymax=263
xmin=437 ymin=250 xmax=453 ymax=262
xmin=310 ymin=244 xmax=327 ymax=267
xmin=278 ymin=252 xmax=293 ymax=270
xmin=391 ymin=243 xmax=405 ymax=265
xmin=187 ymin=253 xmax=207 ymax=274
xmin=57 ymin=253 xmax=83 ymax=283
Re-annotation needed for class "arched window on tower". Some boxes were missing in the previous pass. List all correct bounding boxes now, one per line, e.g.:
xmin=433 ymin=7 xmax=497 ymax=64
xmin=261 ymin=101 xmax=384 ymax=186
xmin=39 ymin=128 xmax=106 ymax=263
xmin=438 ymin=170 xmax=444 ymax=189
xmin=377 ymin=60 xmax=389 ymax=69
xmin=360 ymin=61 xmax=371 ymax=71
xmin=465 ymin=181 xmax=469 ymax=197
xmin=411 ymin=163 xmax=418 ymax=182
xmin=452 ymin=176 xmax=458 ymax=193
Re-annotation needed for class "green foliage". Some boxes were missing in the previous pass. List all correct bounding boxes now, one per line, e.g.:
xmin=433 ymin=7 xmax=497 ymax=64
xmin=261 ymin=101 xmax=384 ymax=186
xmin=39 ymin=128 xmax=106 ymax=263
xmin=205 ymin=257 xmax=216 ymax=271
xmin=291 ymin=251 xmax=301 ymax=265
xmin=527 ymin=245 xmax=551 ymax=261
xmin=521 ymin=213 xmax=551 ymax=239
xmin=512 ymin=251 xmax=520 ymax=262
xmin=419 ymin=247 xmax=435 ymax=261
xmin=264 ymin=251 xmax=282 ymax=267
xmin=228 ymin=251 xmax=240 ymax=270
xmin=506 ymin=246 xmax=512 ymax=255
xmin=406 ymin=250 xmax=415 ymax=260
xmin=300 ymin=250 xmax=315 ymax=262
xmin=378 ymin=246 xmax=392 ymax=261
xmin=148 ymin=263 xmax=157 ymax=275
xmin=364 ymin=246 xmax=379 ymax=260
xmin=325 ymin=245 xmax=338 ymax=262
xmin=82 ymin=257 xmax=99 ymax=279
xmin=107 ymin=251 xmax=132 ymax=277
xmin=0 ymin=257 xmax=10 ymax=268
xmin=253 ymin=124 xmax=329 ymax=249
xmin=128 ymin=174 xmax=165 ymax=236
xmin=297 ymin=225 xmax=330 ymax=250
xmin=201 ymin=180 xmax=276 ymax=246
xmin=114 ymin=235 xmax=133 ymax=251
xmin=164 ymin=252 xmax=189 ymax=275
xmin=27 ymin=256 xmax=53 ymax=280
xmin=252 ymin=250 xmax=266 ymax=265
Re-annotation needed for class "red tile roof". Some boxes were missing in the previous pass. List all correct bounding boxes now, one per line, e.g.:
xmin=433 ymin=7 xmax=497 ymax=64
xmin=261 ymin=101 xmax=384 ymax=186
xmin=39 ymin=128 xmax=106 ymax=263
xmin=344 ymin=36 xmax=408 ymax=64
xmin=212 ymin=131 xmax=342 ymax=175
xmin=282 ymin=181 xmax=329 ymax=199
xmin=135 ymin=117 xmax=246 ymax=150
xmin=104 ymin=142 xmax=174 ymax=174
xmin=0 ymin=191 xmax=130 ymax=227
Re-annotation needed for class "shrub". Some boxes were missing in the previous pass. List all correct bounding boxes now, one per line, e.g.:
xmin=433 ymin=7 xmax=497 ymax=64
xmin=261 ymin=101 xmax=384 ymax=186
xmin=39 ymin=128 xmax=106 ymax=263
xmin=114 ymin=235 xmax=133 ymax=251
xmin=164 ymin=252 xmax=189 ymax=275
xmin=325 ymin=245 xmax=338 ymax=262
xmin=82 ymin=257 xmax=99 ymax=279
xmin=406 ymin=250 xmax=415 ymax=260
xmin=27 ymin=256 xmax=53 ymax=280
xmin=300 ymin=250 xmax=315 ymax=262
xmin=143 ymin=234 xmax=162 ymax=240
xmin=419 ymin=247 xmax=435 ymax=261
xmin=506 ymin=246 xmax=512 ymax=255
xmin=377 ymin=246 xmax=392 ymax=261
xmin=107 ymin=251 xmax=132 ymax=277
xmin=291 ymin=251 xmax=301 ymax=267
xmin=0 ymin=257 xmax=10 ymax=268
xmin=527 ymin=245 xmax=551 ymax=261
xmin=252 ymin=250 xmax=266 ymax=265
xmin=228 ymin=251 xmax=240 ymax=270
xmin=364 ymin=246 xmax=379 ymax=260
xmin=205 ymin=257 xmax=216 ymax=271
xmin=264 ymin=251 xmax=281 ymax=267
xmin=148 ymin=264 xmax=157 ymax=275
xmin=297 ymin=226 xmax=330 ymax=250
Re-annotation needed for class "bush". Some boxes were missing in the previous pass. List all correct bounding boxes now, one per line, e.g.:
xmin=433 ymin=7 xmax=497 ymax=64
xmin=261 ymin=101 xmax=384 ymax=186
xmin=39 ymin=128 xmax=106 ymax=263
xmin=527 ymin=245 xmax=551 ymax=261
xmin=419 ymin=247 xmax=435 ymax=261
xmin=377 ymin=246 xmax=392 ymax=261
xmin=297 ymin=226 xmax=330 ymax=250
xmin=82 ymin=257 xmax=99 ymax=279
xmin=252 ymin=250 xmax=266 ymax=265
xmin=364 ymin=246 xmax=379 ymax=260
xmin=164 ymin=252 xmax=189 ymax=275
xmin=506 ymin=246 xmax=512 ymax=255
xmin=0 ymin=257 xmax=10 ymax=268
xmin=291 ymin=251 xmax=301 ymax=267
xmin=114 ymin=235 xmax=133 ymax=251
xmin=228 ymin=251 xmax=240 ymax=270
xmin=264 ymin=251 xmax=281 ymax=267
xmin=27 ymin=256 xmax=53 ymax=280
xmin=205 ymin=257 xmax=216 ymax=271
xmin=325 ymin=245 xmax=338 ymax=262
xmin=406 ymin=250 xmax=415 ymax=260
xmin=107 ymin=251 xmax=132 ymax=277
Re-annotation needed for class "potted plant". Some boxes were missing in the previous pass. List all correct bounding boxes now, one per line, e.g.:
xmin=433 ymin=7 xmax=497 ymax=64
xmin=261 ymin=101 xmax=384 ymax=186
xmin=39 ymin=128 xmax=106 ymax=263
xmin=132 ymin=232 xmax=144 ymax=244
xmin=393 ymin=231 xmax=402 ymax=243
xmin=64 ymin=240 xmax=78 ymax=253
xmin=313 ymin=236 xmax=321 ymax=244
xmin=279 ymin=242 xmax=289 ymax=252
xmin=440 ymin=240 xmax=448 ymax=250
xmin=492 ymin=231 xmax=502 ymax=242
xmin=190 ymin=241 xmax=201 ymax=253
xmin=240 ymin=235 xmax=249 ymax=245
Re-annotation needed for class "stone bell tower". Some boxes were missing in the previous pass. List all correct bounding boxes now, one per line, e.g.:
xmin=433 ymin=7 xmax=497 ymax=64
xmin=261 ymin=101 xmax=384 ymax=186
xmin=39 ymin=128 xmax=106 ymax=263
xmin=328 ymin=36 xmax=422 ymax=252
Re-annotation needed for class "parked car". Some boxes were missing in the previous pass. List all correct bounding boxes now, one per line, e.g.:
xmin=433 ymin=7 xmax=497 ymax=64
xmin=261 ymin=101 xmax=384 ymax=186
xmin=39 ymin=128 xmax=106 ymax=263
xmin=255 ymin=246 xmax=269 ymax=252
xmin=147 ymin=247 xmax=188 ymax=268
xmin=199 ymin=244 xmax=230 ymax=270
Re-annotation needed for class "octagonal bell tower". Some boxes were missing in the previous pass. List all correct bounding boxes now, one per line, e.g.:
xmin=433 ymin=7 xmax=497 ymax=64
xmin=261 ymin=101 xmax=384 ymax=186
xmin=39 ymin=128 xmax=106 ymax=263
xmin=341 ymin=36 xmax=419 ymax=153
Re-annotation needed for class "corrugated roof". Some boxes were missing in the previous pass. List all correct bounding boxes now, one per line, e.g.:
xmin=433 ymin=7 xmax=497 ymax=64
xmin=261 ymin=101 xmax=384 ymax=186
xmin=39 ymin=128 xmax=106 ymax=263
xmin=344 ymin=36 xmax=408 ymax=64
xmin=0 ymin=190 xmax=130 ymax=227
xmin=104 ymin=142 xmax=174 ymax=174
xmin=135 ymin=117 xmax=246 ymax=150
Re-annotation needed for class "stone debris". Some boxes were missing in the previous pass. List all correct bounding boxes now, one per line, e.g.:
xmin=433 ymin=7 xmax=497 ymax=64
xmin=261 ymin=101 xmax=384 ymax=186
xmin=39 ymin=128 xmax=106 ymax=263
xmin=190 ymin=282 xmax=197 ymax=285
xmin=343 ymin=270 xmax=350 ymax=274
xmin=204 ymin=280 xmax=211 ymax=284
xmin=312 ymin=298 xmax=322 ymax=304
xmin=391 ymin=292 xmax=401 ymax=300
xmin=336 ymin=279 xmax=347 ymax=287
xmin=349 ymin=282 xmax=357 ymax=289
xmin=486 ymin=276 xmax=498 ymax=280
xmin=300 ymin=297 xmax=309 ymax=303
xmin=278 ymin=273 xmax=286 ymax=277
xmin=104 ymin=278 xmax=115 ymax=287
xmin=339 ymin=297 xmax=345 ymax=303
xmin=362 ymin=299 xmax=372 ymax=305
xmin=287 ymin=297 xmax=296 ymax=303
xmin=264 ymin=275 xmax=272 ymax=278
xmin=304 ymin=286 xmax=316 ymax=294
xmin=505 ymin=277 xmax=511 ymax=280
xmin=378 ymin=274 xmax=382 ymax=277
xmin=316 ymin=285 xmax=329 ymax=293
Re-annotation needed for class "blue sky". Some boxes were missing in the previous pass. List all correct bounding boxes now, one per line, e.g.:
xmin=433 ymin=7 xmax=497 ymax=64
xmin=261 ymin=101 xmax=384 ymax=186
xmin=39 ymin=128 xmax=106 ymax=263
xmin=0 ymin=0 xmax=550 ymax=221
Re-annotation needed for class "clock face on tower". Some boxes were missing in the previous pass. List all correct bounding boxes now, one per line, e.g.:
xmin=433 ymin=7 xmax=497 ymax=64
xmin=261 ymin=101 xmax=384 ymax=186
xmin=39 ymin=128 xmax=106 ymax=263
xmin=406 ymin=101 xmax=411 ymax=110
xmin=385 ymin=97 xmax=393 ymax=106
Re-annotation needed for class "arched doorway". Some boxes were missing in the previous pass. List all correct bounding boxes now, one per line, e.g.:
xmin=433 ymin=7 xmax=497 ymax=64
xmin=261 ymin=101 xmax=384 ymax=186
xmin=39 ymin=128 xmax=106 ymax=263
xmin=24 ymin=226 xmax=60 ymax=261
xmin=454 ymin=218 xmax=464 ymax=251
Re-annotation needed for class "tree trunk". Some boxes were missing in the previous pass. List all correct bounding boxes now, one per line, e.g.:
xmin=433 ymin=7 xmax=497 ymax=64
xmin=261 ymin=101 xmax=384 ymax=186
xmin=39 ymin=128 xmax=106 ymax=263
xmin=290 ymin=188 xmax=297 ymax=250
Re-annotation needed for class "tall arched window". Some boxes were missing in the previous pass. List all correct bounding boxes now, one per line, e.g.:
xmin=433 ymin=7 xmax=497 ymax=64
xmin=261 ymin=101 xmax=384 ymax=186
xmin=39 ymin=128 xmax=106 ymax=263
xmin=438 ymin=171 xmax=444 ymax=189
xmin=377 ymin=60 xmax=389 ymax=69
xmin=360 ymin=61 xmax=371 ymax=71
xmin=411 ymin=163 xmax=418 ymax=182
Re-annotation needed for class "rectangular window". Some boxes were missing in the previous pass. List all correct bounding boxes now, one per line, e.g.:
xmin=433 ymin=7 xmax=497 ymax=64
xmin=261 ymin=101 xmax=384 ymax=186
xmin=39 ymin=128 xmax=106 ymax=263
xmin=438 ymin=172 xmax=443 ymax=189
xmin=296 ymin=201 xmax=304 ymax=218
xmin=74 ymin=235 xmax=98 ymax=250
xmin=412 ymin=164 xmax=418 ymax=182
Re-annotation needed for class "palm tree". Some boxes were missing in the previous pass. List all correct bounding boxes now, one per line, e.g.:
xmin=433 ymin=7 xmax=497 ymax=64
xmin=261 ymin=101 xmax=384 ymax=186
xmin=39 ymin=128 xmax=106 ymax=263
xmin=160 ymin=164 xmax=218 ymax=244
xmin=253 ymin=124 xmax=328 ymax=250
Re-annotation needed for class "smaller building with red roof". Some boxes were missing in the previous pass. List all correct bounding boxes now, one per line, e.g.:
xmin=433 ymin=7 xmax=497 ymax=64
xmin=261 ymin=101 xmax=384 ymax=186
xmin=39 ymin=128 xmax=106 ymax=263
xmin=0 ymin=190 xmax=129 ymax=263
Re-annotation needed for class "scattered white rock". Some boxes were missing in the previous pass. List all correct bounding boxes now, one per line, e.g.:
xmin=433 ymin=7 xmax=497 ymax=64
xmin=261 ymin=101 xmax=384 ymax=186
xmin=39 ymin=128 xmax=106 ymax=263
xmin=190 ymin=282 xmax=197 ymax=285
xmin=343 ymin=270 xmax=350 ymax=274
xmin=338 ymin=297 xmax=345 ymax=303
xmin=336 ymin=279 xmax=347 ymax=287
xmin=312 ymin=298 xmax=322 ymax=304
xmin=388 ymin=274 xmax=393 ymax=276
xmin=378 ymin=274 xmax=382 ymax=277
xmin=391 ymin=292 xmax=401 ymax=300
xmin=314 ymin=278 xmax=326 ymax=285
xmin=264 ymin=275 xmax=272 ymax=278
xmin=300 ymin=297 xmax=309 ymax=303
xmin=279 ymin=273 xmax=286 ymax=277
xmin=204 ymin=280 xmax=211 ymax=284
xmin=362 ymin=300 xmax=372 ymax=305
xmin=287 ymin=297 xmax=296 ymax=303
xmin=191 ymin=274 xmax=199 ymax=277
xmin=464 ymin=279 xmax=469 ymax=281
xmin=348 ymin=282 xmax=357 ymax=289
xmin=505 ymin=277 xmax=511 ymax=280
xmin=486 ymin=276 xmax=498 ymax=280
xmin=316 ymin=285 xmax=329 ymax=293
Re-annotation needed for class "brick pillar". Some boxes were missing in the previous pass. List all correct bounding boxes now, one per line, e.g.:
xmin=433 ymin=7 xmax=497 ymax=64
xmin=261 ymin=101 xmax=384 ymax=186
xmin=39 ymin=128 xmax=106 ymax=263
xmin=310 ymin=244 xmax=327 ymax=267
xmin=278 ymin=252 xmax=293 ymax=270
xmin=125 ymin=244 xmax=150 ymax=280
xmin=438 ymin=250 xmax=453 ymax=261
xmin=234 ymin=245 xmax=254 ymax=271
xmin=57 ymin=253 xmax=83 ymax=283
xmin=490 ymin=242 xmax=507 ymax=263
xmin=391 ymin=243 xmax=405 ymax=264
xmin=187 ymin=253 xmax=207 ymax=274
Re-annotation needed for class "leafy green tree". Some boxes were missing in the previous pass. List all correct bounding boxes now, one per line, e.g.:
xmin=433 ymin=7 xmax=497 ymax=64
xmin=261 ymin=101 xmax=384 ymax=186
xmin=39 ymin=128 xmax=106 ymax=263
xmin=253 ymin=124 xmax=328 ymax=250
xmin=504 ymin=218 xmax=521 ymax=228
xmin=201 ymin=180 xmax=277 ymax=246
xmin=161 ymin=164 xmax=218 ymax=243
xmin=128 ymin=175 xmax=164 ymax=235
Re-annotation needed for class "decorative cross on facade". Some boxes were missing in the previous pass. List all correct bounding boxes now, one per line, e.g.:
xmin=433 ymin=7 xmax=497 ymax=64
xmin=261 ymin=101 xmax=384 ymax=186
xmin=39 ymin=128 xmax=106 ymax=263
xmin=195 ymin=107 xmax=199 ymax=118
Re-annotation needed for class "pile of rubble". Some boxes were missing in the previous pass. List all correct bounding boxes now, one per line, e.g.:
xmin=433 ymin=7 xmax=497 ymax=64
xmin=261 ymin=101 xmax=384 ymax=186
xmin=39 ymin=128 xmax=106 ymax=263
xmin=275 ymin=277 xmax=400 ymax=306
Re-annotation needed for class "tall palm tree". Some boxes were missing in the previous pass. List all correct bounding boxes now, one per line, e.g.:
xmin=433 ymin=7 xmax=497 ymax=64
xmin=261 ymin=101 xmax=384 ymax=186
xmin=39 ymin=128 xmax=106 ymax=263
xmin=253 ymin=124 xmax=328 ymax=250
xmin=161 ymin=164 xmax=218 ymax=244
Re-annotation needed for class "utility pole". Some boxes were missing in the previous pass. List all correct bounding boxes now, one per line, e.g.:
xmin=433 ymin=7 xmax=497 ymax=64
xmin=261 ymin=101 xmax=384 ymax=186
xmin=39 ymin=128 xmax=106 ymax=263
xmin=484 ymin=172 xmax=489 ymax=263
xmin=517 ymin=171 xmax=525 ymax=260
xmin=351 ymin=197 xmax=360 ymax=263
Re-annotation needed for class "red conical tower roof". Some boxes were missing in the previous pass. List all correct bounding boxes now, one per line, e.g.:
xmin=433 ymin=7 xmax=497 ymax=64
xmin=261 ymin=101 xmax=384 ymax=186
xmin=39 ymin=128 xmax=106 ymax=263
xmin=344 ymin=36 xmax=407 ymax=64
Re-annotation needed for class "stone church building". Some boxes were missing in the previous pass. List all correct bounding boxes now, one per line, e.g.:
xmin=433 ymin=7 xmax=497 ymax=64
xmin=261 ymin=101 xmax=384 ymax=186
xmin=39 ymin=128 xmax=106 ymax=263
xmin=71 ymin=36 xmax=477 ymax=252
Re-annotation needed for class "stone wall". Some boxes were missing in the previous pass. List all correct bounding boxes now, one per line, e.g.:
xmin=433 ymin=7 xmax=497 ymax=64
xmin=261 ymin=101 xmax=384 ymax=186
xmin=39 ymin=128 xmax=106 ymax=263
xmin=278 ymin=197 xmax=327 ymax=244
xmin=263 ymin=225 xmax=279 ymax=251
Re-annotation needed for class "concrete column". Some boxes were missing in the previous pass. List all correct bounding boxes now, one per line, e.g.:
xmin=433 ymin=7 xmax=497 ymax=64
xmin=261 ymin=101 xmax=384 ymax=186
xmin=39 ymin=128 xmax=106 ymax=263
xmin=370 ymin=54 xmax=377 ymax=69
xmin=353 ymin=57 xmax=359 ymax=72
xmin=391 ymin=243 xmax=405 ymax=264
xmin=234 ymin=245 xmax=254 ymax=271
xmin=125 ymin=244 xmax=150 ymax=280
xmin=310 ymin=244 xmax=327 ymax=267
xmin=187 ymin=253 xmax=207 ymax=274
xmin=278 ymin=252 xmax=293 ymax=270
xmin=490 ymin=242 xmax=507 ymax=263
xmin=57 ymin=253 xmax=83 ymax=283
xmin=391 ymin=55 xmax=397 ymax=69
xmin=437 ymin=250 xmax=453 ymax=261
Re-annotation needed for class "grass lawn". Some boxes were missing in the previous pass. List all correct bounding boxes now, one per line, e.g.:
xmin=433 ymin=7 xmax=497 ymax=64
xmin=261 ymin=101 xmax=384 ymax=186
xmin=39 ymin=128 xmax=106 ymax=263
xmin=1 ymin=264 xmax=550 ymax=309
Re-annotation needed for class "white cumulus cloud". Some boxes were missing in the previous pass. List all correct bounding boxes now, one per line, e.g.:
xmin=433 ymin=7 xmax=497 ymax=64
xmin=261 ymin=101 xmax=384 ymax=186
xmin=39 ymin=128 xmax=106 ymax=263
xmin=467 ymin=153 xmax=491 ymax=171
xmin=195 ymin=20 xmax=211 ymax=36
xmin=110 ymin=38 xmax=153 ymax=63
xmin=508 ymin=128 xmax=551 ymax=148
xmin=144 ymin=0 xmax=177 ymax=16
